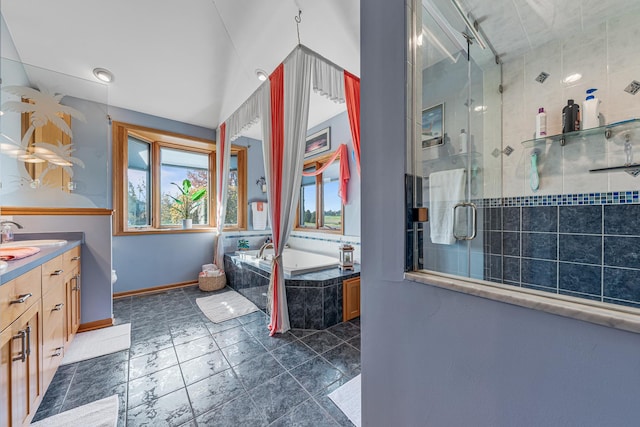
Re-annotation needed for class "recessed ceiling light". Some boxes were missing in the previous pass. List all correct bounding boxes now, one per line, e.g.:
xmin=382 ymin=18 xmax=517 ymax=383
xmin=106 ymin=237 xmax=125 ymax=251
xmin=255 ymin=69 xmax=268 ymax=82
xmin=562 ymin=73 xmax=582 ymax=84
xmin=93 ymin=67 xmax=114 ymax=83
xmin=474 ymin=105 xmax=487 ymax=112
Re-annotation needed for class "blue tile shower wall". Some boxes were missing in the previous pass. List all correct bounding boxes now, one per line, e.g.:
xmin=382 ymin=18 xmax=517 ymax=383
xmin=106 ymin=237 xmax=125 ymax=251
xmin=483 ymin=193 xmax=640 ymax=308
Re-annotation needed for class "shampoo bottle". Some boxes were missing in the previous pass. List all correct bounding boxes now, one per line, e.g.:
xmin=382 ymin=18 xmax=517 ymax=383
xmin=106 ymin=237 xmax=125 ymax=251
xmin=535 ymin=107 xmax=547 ymax=139
xmin=459 ymin=129 xmax=468 ymax=153
xmin=582 ymin=88 xmax=601 ymax=130
xmin=562 ymin=99 xmax=580 ymax=133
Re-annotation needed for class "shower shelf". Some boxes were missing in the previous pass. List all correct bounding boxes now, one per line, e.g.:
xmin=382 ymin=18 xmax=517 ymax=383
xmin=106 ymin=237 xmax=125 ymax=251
xmin=521 ymin=118 xmax=640 ymax=148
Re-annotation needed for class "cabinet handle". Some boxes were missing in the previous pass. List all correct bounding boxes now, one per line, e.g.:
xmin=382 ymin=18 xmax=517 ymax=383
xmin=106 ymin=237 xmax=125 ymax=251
xmin=12 ymin=330 xmax=27 ymax=362
xmin=73 ymin=274 xmax=81 ymax=291
xmin=52 ymin=346 xmax=63 ymax=357
xmin=51 ymin=269 xmax=64 ymax=276
xmin=10 ymin=293 xmax=32 ymax=304
xmin=71 ymin=256 xmax=81 ymax=261
xmin=53 ymin=303 xmax=64 ymax=311
xmin=25 ymin=325 xmax=31 ymax=357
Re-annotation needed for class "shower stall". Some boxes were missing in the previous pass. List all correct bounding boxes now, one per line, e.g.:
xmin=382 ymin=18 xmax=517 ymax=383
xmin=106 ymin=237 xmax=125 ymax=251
xmin=409 ymin=0 xmax=502 ymax=279
xmin=410 ymin=0 xmax=640 ymax=309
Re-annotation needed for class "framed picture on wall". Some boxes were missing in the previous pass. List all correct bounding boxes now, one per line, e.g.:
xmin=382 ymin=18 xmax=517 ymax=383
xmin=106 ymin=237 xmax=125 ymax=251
xmin=422 ymin=103 xmax=444 ymax=148
xmin=304 ymin=127 xmax=331 ymax=158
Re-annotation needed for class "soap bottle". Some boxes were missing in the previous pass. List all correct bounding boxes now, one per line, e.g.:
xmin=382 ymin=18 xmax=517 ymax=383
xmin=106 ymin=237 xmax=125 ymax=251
xmin=582 ymin=88 xmax=601 ymax=130
xmin=562 ymin=99 xmax=580 ymax=133
xmin=1 ymin=224 xmax=13 ymax=243
xmin=535 ymin=107 xmax=547 ymax=139
xmin=459 ymin=129 xmax=468 ymax=153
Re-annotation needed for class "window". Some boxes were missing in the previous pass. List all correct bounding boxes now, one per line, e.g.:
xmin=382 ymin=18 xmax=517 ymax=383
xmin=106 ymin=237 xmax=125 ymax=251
xmin=296 ymin=152 xmax=343 ymax=233
xmin=113 ymin=122 xmax=247 ymax=235
xmin=159 ymin=147 xmax=210 ymax=226
xmin=225 ymin=153 xmax=245 ymax=227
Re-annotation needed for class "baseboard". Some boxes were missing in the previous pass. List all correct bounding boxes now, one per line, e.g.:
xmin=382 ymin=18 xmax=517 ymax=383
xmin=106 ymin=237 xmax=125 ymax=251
xmin=113 ymin=280 xmax=198 ymax=299
xmin=78 ymin=318 xmax=113 ymax=332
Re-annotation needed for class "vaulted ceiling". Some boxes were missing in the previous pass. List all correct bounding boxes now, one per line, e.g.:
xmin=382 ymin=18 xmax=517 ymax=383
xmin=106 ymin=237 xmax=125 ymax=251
xmin=5 ymin=0 xmax=634 ymax=135
xmin=1 ymin=0 xmax=360 ymax=132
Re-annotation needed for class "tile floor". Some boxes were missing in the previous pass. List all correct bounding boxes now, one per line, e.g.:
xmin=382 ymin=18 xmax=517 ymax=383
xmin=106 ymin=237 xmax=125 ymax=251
xmin=33 ymin=285 xmax=361 ymax=426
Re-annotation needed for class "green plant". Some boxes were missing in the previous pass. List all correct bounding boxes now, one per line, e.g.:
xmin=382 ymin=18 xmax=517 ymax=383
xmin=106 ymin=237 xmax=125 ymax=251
xmin=169 ymin=179 xmax=206 ymax=220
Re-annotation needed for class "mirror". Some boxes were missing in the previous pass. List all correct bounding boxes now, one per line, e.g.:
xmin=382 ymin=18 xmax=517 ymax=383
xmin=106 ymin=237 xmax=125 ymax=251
xmin=0 ymin=58 xmax=110 ymax=208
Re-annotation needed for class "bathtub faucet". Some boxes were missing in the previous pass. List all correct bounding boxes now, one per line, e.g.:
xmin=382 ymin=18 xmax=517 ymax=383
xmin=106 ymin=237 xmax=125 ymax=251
xmin=257 ymin=242 xmax=274 ymax=260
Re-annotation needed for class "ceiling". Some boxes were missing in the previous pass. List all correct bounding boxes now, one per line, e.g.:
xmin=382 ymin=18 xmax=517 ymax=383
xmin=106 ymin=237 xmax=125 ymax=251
xmin=456 ymin=0 xmax=640 ymax=61
xmin=5 ymin=0 xmax=635 ymax=137
xmin=1 ymin=0 xmax=359 ymax=135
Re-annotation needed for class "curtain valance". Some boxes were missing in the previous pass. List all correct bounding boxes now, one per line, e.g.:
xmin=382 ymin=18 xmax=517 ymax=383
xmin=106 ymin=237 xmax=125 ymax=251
xmin=227 ymin=86 xmax=265 ymax=142
xmin=312 ymin=55 xmax=345 ymax=103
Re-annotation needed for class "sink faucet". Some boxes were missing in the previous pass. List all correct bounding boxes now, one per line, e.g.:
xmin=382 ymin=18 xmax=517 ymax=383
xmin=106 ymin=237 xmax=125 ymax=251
xmin=0 ymin=221 xmax=23 ymax=243
xmin=257 ymin=242 xmax=274 ymax=260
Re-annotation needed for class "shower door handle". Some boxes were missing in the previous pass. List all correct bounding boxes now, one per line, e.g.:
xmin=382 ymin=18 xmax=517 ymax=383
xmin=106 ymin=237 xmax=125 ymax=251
xmin=453 ymin=202 xmax=477 ymax=241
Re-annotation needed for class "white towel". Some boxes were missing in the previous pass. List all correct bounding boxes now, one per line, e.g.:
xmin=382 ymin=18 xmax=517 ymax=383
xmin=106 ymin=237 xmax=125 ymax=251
xmin=251 ymin=201 xmax=269 ymax=230
xmin=429 ymin=168 xmax=466 ymax=245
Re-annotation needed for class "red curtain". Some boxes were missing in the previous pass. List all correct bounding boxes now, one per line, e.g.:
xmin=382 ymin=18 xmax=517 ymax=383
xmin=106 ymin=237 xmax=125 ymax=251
xmin=301 ymin=143 xmax=350 ymax=205
xmin=268 ymin=64 xmax=284 ymax=336
xmin=344 ymin=71 xmax=361 ymax=176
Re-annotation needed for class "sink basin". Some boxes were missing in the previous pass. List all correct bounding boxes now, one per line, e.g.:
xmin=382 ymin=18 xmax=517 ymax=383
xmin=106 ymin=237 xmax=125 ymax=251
xmin=0 ymin=239 xmax=67 ymax=248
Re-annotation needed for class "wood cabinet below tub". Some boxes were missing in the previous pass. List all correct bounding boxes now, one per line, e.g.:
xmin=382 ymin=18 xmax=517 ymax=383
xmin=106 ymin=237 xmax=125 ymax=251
xmin=342 ymin=276 xmax=361 ymax=321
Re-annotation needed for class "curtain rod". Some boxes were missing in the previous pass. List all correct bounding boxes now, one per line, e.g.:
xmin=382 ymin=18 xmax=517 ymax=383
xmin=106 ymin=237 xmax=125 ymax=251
xmin=220 ymin=43 xmax=358 ymax=127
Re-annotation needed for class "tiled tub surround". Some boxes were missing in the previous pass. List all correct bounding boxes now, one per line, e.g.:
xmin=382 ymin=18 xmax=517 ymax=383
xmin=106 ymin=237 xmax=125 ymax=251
xmin=484 ymin=200 xmax=640 ymax=308
xmin=225 ymin=254 xmax=360 ymax=329
xmin=222 ymin=232 xmax=361 ymax=264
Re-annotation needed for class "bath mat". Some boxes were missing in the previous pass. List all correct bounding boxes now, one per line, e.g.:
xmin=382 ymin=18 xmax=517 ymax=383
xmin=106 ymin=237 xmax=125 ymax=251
xmin=328 ymin=374 xmax=361 ymax=427
xmin=31 ymin=394 xmax=118 ymax=427
xmin=61 ymin=323 xmax=131 ymax=365
xmin=196 ymin=288 xmax=259 ymax=323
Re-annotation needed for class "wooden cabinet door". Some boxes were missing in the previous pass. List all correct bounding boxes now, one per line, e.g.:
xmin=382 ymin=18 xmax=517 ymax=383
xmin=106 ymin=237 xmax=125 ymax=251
xmin=0 ymin=303 xmax=42 ymax=427
xmin=42 ymin=279 xmax=65 ymax=389
xmin=63 ymin=247 xmax=81 ymax=346
xmin=342 ymin=277 xmax=361 ymax=321
xmin=1 ymin=325 xmax=12 ymax=427
xmin=64 ymin=269 xmax=81 ymax=346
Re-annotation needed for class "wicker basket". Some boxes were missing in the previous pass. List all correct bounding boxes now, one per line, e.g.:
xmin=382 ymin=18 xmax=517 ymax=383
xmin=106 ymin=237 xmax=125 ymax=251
xmin=198 ymin=273 xmax=226 ymax=292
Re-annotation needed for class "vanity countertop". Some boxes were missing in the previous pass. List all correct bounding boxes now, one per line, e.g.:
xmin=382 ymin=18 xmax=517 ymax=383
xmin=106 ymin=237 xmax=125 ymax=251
xmin=0 ymin=235 xmax=83 ymax=285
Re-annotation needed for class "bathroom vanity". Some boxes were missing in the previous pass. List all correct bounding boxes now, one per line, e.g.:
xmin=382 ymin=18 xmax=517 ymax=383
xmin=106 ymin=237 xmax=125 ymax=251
xmin=0 ymin=240 xmax=82 ymax=427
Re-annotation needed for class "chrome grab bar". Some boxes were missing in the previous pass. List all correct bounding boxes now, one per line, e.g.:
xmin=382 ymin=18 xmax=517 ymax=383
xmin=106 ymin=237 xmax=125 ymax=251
xmin=453 ymin=202 xmax=477 ymax=241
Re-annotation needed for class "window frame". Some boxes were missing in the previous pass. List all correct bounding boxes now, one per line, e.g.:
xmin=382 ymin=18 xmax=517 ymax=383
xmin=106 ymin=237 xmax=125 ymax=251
xmin=112 ymin=121 xmax=246 ymax=235
xmin=294 ymin=151 xmax=344 ymax=235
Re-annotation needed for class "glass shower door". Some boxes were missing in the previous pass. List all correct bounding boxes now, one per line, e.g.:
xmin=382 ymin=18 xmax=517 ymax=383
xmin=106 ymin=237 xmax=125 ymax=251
xmin=414 ymin=0 xmax=502 ymax=280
